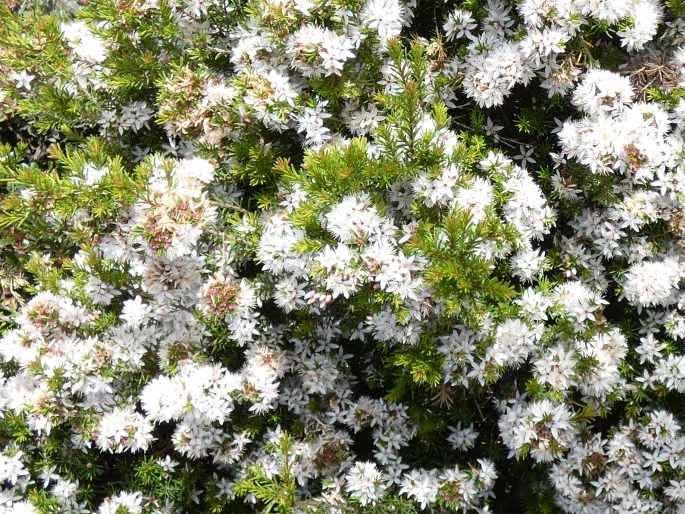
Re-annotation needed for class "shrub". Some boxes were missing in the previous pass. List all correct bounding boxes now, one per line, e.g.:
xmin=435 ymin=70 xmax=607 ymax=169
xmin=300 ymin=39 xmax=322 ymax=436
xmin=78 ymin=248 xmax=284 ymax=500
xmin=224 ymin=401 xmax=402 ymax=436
xmin=1 ymin=0 xmax=685 ymax=512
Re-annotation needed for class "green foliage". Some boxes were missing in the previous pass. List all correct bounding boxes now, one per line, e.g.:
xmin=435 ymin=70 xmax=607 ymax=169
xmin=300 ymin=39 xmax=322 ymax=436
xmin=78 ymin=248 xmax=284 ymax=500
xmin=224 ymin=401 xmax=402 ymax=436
xmin=0 ymin=137 xmax=142 ymax=254
xmin=409 ymin=209 xmax=517 ymax=324
xmin=234 ymin=432 xmax=297 ymax=513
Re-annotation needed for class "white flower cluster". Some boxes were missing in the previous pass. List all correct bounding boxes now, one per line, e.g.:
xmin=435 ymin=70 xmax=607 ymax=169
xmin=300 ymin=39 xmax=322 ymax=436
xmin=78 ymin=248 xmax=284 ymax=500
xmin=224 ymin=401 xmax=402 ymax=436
xmin=61 ymin=21 xmax=108 ymax=64
xmin=446 ymin=0 xmax=662 ymax=107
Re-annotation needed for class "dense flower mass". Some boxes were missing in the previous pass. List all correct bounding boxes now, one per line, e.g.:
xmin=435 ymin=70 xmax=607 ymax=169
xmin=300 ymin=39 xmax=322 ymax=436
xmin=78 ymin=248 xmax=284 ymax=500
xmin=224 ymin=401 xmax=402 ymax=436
xmin=1 ymin=0 xmax=685 ymax=512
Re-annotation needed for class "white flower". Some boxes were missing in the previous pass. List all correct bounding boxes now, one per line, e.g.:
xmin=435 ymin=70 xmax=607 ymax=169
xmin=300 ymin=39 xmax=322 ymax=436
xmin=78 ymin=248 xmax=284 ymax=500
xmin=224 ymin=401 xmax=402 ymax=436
xmin=347 ymin=103 xmax=384 ymax=136
xmin=82 ymin=163 xmax=108 ymax=186
xmin=10 ymin=70 xmax=35 ymax=90
xmin=97 ymin=491 xmax=144 ymax=514
xmin=287 ymin=25 xmax=355 ymax=77
xmin=484 ymin=117 xmax=503 ymax=141
xmin=623 ymin=257 xmax=683 ymax=308
xmin=361 ymin=0 xmax=405 ymax=45
xmin=324 ymin=194 xmax=385 ymax=243
xmin=444 ymin=9 xmax=477 ymax=41
xmin=96 ymin=407 xmax=153 ymax=453
xmin=487 ymin=318 xmax=543 ymax=367
xmin=553 ymin=281 xmax=606 ymax=324
xmin=140 ymin=376 xmax=187 ymax=422
xmin=399 ymin=469 xmax=439 ymax=509
xmin=572 ymin=70 xmax=633 ymax=116
xmin=447 ymin=422 xmax=478 ymax=450
xmin=618 ymin=0 xmax=661 ymax=52
xmin=295 ymin=101 xmax=332 ymax=148
xmin=513 ymin=145 xmax=536 ymax=169
xmin=512 ymin=247 xmax=546 ymax=282
xmin=61 ymin=20 xmax=108 ymax=64
xmin=120 ymin=295 xmax=150 ymax=326
xmin=175 ymin=157 xmax=215 ymax=184
xmin=345 ymin=462 xmax=387 ymax=506
xmin=534 ymin=344 xmax=576 ymax=390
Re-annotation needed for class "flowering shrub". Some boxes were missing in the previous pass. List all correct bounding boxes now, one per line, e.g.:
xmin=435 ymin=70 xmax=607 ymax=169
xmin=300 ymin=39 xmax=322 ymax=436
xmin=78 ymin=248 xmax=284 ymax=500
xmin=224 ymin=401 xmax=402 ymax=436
xmin=1 ymin=0 xmax=685 ymax=512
